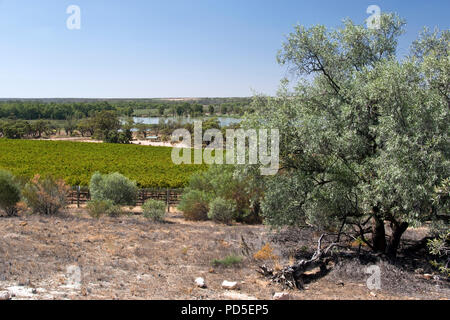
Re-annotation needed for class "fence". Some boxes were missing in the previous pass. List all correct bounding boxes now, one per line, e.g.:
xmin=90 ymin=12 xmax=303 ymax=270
xmin=68 ymin=186 xmax=184 ymax=208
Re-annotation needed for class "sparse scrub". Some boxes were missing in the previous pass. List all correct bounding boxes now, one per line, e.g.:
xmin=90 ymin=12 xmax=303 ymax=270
xmin=212 ymin=254 xmax=243 ymax=268
xmin=178 ymin=190 xmax=209 ymax=221
xmin=181 ymin=165 xmax=263 ymax=223
xmin=22 ymin=175 xmax=69 ymax=215
xmin=89 ymin=172 xmax=138 ymax=205
xmin=0 ymin=170 xmax=21 ymax=216
xmin=142 ymin=199 xmax=166 ymax=221
xmin=208 ymin=197 xmax=236 ymax=224
xmin=86 ymin=199 xmax=123 ymax=219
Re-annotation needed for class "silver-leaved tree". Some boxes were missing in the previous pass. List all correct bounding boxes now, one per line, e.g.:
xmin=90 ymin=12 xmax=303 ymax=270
xmin=245 ymin=13 xmax=449 ymax=257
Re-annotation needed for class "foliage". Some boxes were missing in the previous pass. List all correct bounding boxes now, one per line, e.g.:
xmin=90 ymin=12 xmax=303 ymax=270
xmin=86 ymin=199 xmax=123 ymax=218
xmin=428 ymin=178 xmax=449 ymax=276
xmin=428 ymin=230 xmax=449 ymax=277
xmin=0 ymin=98 xmax=251 ymax=122
xmin=90 ymin=110 xmax=131 ymax=144
xmin=22 ymin=174 xmax=69 ymax=215
xmin=0 ymin=170 xmax=21 ymax=216
xmin=89 ymin=172 xmax=138 ymax=205
xmin=142 ymin=199 xmax=166 ymax=221
xmin=178 ymin=189 xmax=209 ymax=221
xmin=0 ymin=139 xmax=206 ymax=188
xmin=245 ymin=14 xmax=449 ymax=256
xmin=211 ymin=255 xmax=243 ymax=267
xmin=208 ymin=197 xmax=236 ymax=224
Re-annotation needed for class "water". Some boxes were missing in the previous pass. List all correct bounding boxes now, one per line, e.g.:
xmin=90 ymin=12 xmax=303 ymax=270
xmin=132 ymin=116 xmax=242 ymax=127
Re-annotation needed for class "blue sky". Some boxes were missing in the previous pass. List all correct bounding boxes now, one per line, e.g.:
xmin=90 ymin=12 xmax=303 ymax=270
xmin=0 ymin=0 xmax=448 ymax=98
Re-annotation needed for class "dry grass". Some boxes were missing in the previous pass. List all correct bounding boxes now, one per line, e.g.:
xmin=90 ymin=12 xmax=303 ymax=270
xmin=0 ymin=207 xmax=448 ymax=300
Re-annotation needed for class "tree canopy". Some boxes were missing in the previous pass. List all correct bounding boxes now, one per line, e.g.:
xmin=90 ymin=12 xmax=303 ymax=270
xmin=245 ymin=14 xmax=449 ymax=257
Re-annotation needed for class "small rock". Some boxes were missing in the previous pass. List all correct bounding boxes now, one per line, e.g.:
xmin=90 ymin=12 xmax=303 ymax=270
xmin=273 ymin=292 xmax=291 ymax=300
xmin=423 ymin=274 xmax=433 ymax=280
xmin=370 ymin=292 xmax=377 ymax=297
xmin=222 ymin=280 xmax=239 ymax=290
xmin=195 ymin=277 xmax=207 ymax=288
xmin=0 ymin=291 xmax=10 ymax=300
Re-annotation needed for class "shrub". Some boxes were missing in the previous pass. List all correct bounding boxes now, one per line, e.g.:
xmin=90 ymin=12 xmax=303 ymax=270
xmin=212 ymin=255 xmax=243 ymax=268
xmin=181 ymin=165 xmax=263 ymax=224
xmin=22 ymin=175 xmax=69 ymax=215
xmin=0 ymin=170 xmax=21 ymax=216
xmin=253 ymin=243 xmax=278 ymax=261
xmin=89 ymin=172 xmax=138 ymax=205
xmin=86 ymin=199 xmax=122 ymax=218
xmin=208 ymin=197 xmax=236 ymax=224
xmin=142 ymin=199 xmax=166 ymax=222
xmin=178 ymin=190 xmax=209 ymax=221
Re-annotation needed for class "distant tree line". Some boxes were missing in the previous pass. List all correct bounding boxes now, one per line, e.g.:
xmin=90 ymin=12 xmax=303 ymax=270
xmin=0 ymin=110 xmax=132 ymax=144
xmin=0 ymin=100 xmax=134 ymax=120
xmin=0 ymin=98 xmax=252 ymax=121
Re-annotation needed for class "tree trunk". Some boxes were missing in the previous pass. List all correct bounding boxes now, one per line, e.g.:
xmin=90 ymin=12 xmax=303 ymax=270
xmin=372 ymin=215 xmax=386 ymax=253
xmin=386 ymin=222 xmax=408 ymax=258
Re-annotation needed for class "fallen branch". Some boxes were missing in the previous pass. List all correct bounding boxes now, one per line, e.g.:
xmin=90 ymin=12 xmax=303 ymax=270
xmin=258 ymin=234 xmax=338 ymax=289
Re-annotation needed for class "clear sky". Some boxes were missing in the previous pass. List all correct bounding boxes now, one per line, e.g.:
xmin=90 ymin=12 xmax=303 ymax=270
xmin=0 ymin=0 xmax=448 ymax=98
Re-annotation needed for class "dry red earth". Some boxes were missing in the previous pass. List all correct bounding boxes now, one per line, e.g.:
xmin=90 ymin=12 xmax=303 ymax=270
xmin=0 ymin=206 xmax=448 ymax=300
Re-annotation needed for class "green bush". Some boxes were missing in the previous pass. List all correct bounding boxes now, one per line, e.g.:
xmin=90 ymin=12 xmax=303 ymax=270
xmin=22 ymin=175 xmax=69 ymax=215
xmin=208 ymin=197 xmax=236 ymax=224
xmin=212 ymin=255 xmax=243 ymax=268
xmin=142 ymin=199 xmax=166 ymax=221
xmin=181 ymin=165 xmax=263 ymax=224
xmin=89 ymin=172 xmax=138 ymax=205
xmin=178 ymin=190 xmax=209 ymax=221
xmin=0 ymin=170 xmax=21 ymax=216
xmin=86 ymin=199 xmax=122 ymax=218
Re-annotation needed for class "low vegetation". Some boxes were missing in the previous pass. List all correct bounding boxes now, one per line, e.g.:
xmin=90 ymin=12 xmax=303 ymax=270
xmin=0 ymin=170 xmax=21 ymax=216
xmin=208 ymin=197 xmax=236 ymax=224
xmin=89 ymin=172 xmax=138 ymax=206
xmin=179 ymin=165 xmax=263 ymax=223
xmin=178 ymin=190 xmax=209 ymax=221
xmin=212 ymin=255 xmax=244 ymax=268
xmin=142 ymin=199 xmax=166 ymax=222
xmin=0 ymin=139 xmax=206 ymax=188
xmin=22 ymin=175 xmax=69 ymax=215
xmin=86 ymin=199 xmax=123 ymax=219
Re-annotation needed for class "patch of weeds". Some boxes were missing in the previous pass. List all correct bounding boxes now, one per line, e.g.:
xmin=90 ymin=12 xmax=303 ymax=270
xmin=212 ymin=254 xmax=243 ymax=268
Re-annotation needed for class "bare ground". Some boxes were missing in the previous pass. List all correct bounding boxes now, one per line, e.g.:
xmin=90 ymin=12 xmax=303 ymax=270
xmin=0 ymin=207 xmax=448 ymax=300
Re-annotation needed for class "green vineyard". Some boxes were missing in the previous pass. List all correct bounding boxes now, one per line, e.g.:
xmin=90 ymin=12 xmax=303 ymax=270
xmin=0 ymin=139 xmax=206 ymax=188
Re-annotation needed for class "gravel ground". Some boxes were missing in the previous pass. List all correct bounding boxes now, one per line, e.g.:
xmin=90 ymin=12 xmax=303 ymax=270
xmin=0 ymin=207 xmax=448 ymax=300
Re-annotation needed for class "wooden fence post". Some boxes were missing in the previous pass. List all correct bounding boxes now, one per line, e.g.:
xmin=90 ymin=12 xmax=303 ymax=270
xmin=166 ymin=188 xmax=170 ymax=213
xmin=76 ymin=185 xmax=80 ymax=208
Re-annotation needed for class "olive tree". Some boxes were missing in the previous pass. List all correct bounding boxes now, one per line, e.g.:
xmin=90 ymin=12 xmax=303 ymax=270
xmin=246 ymin=14 xmax=449 ymax=257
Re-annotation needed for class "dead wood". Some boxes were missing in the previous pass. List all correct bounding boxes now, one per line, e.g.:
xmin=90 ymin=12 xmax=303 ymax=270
xmin=258 ymin=234 xmax=338 ymax=289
